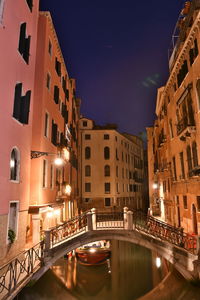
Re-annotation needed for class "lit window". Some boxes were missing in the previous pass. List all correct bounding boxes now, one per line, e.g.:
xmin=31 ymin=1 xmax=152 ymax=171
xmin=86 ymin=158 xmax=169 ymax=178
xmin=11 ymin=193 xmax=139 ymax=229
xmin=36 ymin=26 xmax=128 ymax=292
xmin=10 ymin=148 xmax=20 ymax=181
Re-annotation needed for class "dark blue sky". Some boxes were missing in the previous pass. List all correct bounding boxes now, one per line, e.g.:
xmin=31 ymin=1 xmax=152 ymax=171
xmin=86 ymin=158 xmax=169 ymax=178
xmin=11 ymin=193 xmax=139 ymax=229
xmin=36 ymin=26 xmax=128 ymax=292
xmin=40 ymin=0 xmax=183 ymax=136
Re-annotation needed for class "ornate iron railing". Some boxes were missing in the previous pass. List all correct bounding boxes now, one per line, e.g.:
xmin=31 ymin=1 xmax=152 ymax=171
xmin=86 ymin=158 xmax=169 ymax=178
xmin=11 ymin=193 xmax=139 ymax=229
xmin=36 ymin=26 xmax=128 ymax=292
xmin=50 ymin=213 xmax=87 ymax=247
xmin=132 ymin=210 xmax=197 ymax=254
xmin=96 ymin=211 xmax=124 ymax=228
xmin=0 ymin=242 xmax=44 ymax=300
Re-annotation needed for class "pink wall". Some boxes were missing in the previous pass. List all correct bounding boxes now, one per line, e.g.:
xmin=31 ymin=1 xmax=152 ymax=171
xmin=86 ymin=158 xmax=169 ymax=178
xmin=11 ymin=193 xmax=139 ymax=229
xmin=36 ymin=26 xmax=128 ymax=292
xmin=0 ymin=0 xmax=39 ymax=214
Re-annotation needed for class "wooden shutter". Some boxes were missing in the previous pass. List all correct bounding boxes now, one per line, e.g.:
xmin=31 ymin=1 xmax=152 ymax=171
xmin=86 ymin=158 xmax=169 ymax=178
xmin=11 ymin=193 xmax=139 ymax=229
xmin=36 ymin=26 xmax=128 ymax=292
xmin=23 ymin=36 xmax=31 ymax=64
xmin=51 ymin=121 xmax=58 ymax=146
xmin=26 ymin=0 xmax=33 ymax=11
xmin=54 ymin=86 xmax=59 ymax=104
xmin=20 ymin=90 xmax=31 ymax=124
xmin=13 ymin=83 xmax=22 ymax=120
xmin=18 ymin=23 xmax=26 ymax=55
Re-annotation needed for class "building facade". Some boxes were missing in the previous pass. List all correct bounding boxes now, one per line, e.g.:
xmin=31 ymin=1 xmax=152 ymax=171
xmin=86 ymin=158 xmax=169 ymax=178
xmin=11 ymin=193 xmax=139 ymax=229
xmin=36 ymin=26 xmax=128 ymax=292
xmin=0 ymin=0 xmax=39 ymax=264
xmin=29 ymin=12 xmax=80 ymax=244
xmin=147 ymin=0 xmax=200 ymax=234
xmin=79 ymin=118 xmax=146 ymax=212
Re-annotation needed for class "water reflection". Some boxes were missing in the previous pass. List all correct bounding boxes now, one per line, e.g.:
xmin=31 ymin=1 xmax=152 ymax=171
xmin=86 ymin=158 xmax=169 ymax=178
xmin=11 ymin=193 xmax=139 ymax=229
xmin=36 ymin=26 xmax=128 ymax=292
xmin=16 ymin=240 xmax=200 ymax=300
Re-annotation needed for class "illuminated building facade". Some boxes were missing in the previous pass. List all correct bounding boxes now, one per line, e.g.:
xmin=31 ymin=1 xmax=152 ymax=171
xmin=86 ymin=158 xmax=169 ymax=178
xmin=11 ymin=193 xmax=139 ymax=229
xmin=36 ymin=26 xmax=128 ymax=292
xmin=79 ymin=117 xmax=146 ymax=212
xmin=147 ymin=0 xmax=200 ymax=234
xmin=0 ymin=0 xmax=39 ymax=264
xmin=29 ymin=12 xmax=80 ymax=244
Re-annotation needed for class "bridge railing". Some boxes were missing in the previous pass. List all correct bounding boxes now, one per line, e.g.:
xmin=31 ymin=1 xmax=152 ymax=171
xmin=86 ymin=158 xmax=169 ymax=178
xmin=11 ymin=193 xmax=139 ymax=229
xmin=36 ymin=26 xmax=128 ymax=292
xmin=132 ymin=210 xmax=197 ymax=254
xmin=0 ymin=242 xmax=44 ymax=300
xmin=96 ymin=211 xmax=124 ymax=228
xmin=49 ymin=212 xmax=88 ymax=247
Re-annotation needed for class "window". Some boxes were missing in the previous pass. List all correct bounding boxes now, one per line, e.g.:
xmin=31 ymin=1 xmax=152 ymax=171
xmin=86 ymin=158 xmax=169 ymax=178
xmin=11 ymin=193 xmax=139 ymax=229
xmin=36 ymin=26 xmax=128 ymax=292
xmin=84 ymin=198 xmax=90 ymax=203
xmin=85 ymin=165 xmax=91 ymax=177
xmin=18 ymin=23 xmax=31 ymax=64
xmin=0 ymin=0 xmax=5 ymax=23
xmin=196 ymin=79 xmax=200 ymax=110
xmin=42 ymin=160 xmax=47 ymax=188
xmin=104 ymin=165 xmax=110 ymax=176
xmin=105 ymin=198 xmax=111 ymax=207
xmin=83 ymin=121 xmax=87 ymax=127
xmin=177 ymin=60 xmax=188 ymax=87
xmin=105 ymin=182 xmax=110 ymax=193
xmin=183 ymin=195 xmax=187 ymax=209
xmin=116 ymin=166 xmax=118 ymax=177
xmin=116 ymin=149 xmax=119 ymax=160
xmin=116 ymin=183 xmax=119 ymax=193
xmin=169 ymin=119 xmax=174 ymax=138
xmin=46 ymin=73 xmax=51 ymax=90
xmin=50 ymin=164 xmax=54 ymax=189
xmin=187 ymin=145 xmax=193 ymax=175
xmin=172 ymin=156 xmax=177 ymax=181
xmin=10 ymin=148 xmax=20 ymax=181
xmin=48 ymin=40 xmax=52 ymax=56
xmin=13 ymin=83 xmax=31 ymax=124
xmin=104 ymin=147 xmax=110 ymax=159
xmin=85 ymin=134 xmax=91 ymax=140
xmin=55 ymin=57 xmax=61 ymax=76
xmin=85 ymin=183 xmax=91 ymax=192
xmin=192 ymin=141 xmax=198 ymax=168
xmin=54 ymin=85 xmax=59 ymax=104
xmin=189 ymin=39 xmax=198 ymax=65
xmin=44 ymin=112 xmax=49 ymax=137
xmin=85 ymin=147 xmax=91 ymax=159
xmin=8 ymin=202 xmax=19 ymax=241
xmin=179 ymin=152 xmax=185 ymax=179
xmin=51 ymin=120 xmax=58 ymax=146
xmin=26 ymin=0 xmax=33 ymax=11
xmin=197 ymin=196 xmax=200 ymax=212
xmin=104 ymin=134 xmax=109 ymax=140
xmin=122 ymin=168 xmax=124 ymax=178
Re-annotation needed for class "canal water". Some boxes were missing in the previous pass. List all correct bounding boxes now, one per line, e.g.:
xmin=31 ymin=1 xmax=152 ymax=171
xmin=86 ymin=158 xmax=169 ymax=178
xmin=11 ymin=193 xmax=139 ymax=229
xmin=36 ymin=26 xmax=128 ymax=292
xmin=17 ymin=240 xmax=200 ymax=300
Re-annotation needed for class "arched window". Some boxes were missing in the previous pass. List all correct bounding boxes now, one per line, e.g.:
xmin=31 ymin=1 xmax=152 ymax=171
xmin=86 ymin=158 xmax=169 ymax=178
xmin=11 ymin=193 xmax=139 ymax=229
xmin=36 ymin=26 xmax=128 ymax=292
xmin=85 ymin=147 xmax=91 ymax=159
xmin=85 ymin=165 xmax=91 ymax=177
xmin=10 ymin=148 xmax=20 ymax=181
xmin=104 ymin=147 xmax=110 ymax=160
xmin=187 ymin=145 xmax=192 ymax=173
xmin=192 ymin=141 xmax=198 ymax=167
xmin=104 ymin=165 xmax=110 ymax=176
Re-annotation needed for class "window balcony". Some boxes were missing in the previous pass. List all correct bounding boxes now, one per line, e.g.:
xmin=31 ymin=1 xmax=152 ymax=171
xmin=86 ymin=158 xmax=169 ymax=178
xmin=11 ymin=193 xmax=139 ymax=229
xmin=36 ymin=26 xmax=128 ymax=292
xmin=176 ymin=117 xmax=195 ymax=137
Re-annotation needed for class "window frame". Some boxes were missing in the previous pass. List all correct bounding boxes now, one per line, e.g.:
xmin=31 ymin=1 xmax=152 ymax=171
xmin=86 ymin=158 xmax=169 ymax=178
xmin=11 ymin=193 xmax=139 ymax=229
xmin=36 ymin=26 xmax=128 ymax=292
xmin=10 ymin=147 xmax=20 ymax=182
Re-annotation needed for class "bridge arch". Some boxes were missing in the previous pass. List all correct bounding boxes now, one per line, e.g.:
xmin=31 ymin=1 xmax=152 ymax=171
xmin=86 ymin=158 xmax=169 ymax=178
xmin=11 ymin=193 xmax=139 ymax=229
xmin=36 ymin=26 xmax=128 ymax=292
xmin=33 ymin=229 xmax=197 ymax=283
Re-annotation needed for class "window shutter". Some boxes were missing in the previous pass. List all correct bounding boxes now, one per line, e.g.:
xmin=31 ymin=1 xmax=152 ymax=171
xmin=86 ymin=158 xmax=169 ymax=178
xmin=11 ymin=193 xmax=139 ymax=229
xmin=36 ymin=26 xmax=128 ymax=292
xmin=65 ymin=109 xmax=68 ymax=123
xmin=194 ymin=39 xmax=199 ymax=57
xmin=54 ymin=86 xmax=59 ymax=104
xmin=51 ymin=122 xmax=58 ymax=146
xmin=23 ymin=36 xmax=31 ymax=64
xmin=13 ymin=83 xmax=22 ymax=120
xmin=189 ymin=48 xmax=194 ymax=65
xmin=19 ymin=90 xmax=31 ymax=124
xmin=26 ymin=0 xmax=33 ymax=11
xmin=65 ymin=89 xmax=69 ymax=100
xmin=55 ymin=58 xmax=61 ymax=76
xmin=18 ymin=23 xmax=26 ymax=55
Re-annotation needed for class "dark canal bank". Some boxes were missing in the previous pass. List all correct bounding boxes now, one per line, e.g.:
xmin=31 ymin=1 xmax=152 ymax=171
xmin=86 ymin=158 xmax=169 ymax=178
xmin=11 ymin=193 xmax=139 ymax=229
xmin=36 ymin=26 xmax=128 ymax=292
xmin=16 ymin=240 xmax=200 ymax=300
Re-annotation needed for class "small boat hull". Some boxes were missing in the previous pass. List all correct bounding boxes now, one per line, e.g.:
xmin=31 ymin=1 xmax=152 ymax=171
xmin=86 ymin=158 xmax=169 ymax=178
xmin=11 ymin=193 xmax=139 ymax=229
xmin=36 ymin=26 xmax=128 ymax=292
xmin=75 ymin=248 xmax=111 ymax=266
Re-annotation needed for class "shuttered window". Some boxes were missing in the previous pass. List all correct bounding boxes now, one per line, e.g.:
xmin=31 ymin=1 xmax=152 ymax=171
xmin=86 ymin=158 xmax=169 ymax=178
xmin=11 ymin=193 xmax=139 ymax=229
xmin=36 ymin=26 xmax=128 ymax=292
xmin=18 ymin=23 xmax=31 ymax=64
xmin=55 ymin=57 xmax=61 ymax=76
xmin=13 ymin=83 xmax=31 ymax=124
xmin=54 ymin=86 xmax=59 ymax=104
xmin=51 ymin=121 xmax=58 ymax=146
xmin=26 ymin=0 xmax=33 ymax=11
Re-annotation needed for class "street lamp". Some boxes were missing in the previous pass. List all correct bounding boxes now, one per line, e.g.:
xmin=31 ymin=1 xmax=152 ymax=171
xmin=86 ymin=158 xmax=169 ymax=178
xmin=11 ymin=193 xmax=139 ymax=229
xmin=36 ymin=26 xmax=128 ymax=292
xmin=31 ymin=147 xmax=70 ymax=164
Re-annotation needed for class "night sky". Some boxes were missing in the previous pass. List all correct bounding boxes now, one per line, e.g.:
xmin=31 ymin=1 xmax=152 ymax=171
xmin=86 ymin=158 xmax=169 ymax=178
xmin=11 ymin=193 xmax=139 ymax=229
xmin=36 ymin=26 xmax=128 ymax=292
xmin=40 ymin=1 xmax=184 ymax=137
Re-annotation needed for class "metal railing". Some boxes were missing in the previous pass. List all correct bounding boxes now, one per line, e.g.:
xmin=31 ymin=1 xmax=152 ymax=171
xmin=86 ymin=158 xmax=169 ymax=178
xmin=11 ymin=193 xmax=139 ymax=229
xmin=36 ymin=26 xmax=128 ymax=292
xmin=132 ymin=210 xmax=197 ymax=254
xmin=0 ymin=242 xmax=44 ymax=300
xmin=96 ymin=211 xmax=124 ymax=228
xmin=50 ymin=213 xmax=87 ymax=247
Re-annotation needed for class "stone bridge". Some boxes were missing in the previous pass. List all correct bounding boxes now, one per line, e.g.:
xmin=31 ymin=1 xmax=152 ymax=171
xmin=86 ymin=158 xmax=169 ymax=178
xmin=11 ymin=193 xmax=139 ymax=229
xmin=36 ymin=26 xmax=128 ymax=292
xmin=1 ymin=208 xmax=200 ymax=300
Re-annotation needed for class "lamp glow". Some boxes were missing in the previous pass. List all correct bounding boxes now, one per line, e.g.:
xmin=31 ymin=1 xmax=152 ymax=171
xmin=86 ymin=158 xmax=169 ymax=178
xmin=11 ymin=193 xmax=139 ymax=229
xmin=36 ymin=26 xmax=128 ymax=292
xmin=47 ymin=211 xmax=53 ymax=218
xmin=156 ymin=257 xmax=161 ymax=268
xmin=65 ymin=184 xmax=71 ymax=195
xmin=54 ymin=209 xmax=60 ymax=216
xmin=63 ymin=148 xmax=70 ymax=161
xmin=54 ymin=157 xmax=64 ymax=166
xmin=89 ymin=248 xmax=96 ymax=253
xmin=10 ymin=159 xmax=15 ymax=168
xmin=153 ymin=183 xmax=158 ymax=189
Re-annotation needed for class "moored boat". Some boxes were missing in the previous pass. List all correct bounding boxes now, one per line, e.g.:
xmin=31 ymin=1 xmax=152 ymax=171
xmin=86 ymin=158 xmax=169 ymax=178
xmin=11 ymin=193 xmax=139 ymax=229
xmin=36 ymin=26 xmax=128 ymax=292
xmin=75 ymin=240 xmax=111 ymax=266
